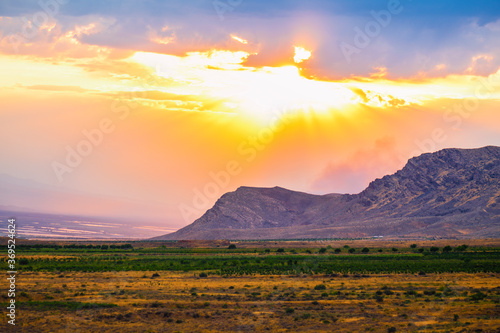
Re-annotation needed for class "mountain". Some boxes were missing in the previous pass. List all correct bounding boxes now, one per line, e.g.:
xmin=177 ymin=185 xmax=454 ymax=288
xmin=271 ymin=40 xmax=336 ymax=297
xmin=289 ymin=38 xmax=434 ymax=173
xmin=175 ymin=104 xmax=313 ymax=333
xmin=155 ymin=146 xmax=500 ymax=240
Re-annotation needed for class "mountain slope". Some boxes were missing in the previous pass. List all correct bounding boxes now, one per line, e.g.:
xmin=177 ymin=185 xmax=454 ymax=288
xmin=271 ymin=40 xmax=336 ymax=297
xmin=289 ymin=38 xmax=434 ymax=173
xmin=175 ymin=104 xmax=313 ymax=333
xmin=156 ymin=146 xmax=500 ymax=240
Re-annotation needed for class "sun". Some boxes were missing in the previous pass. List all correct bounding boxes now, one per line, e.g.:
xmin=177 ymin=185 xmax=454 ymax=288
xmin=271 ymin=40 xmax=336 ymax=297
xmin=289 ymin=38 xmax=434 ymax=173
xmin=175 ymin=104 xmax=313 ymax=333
xmin=294 ymin=46 xmax=312 ymax=64
xmin=130 ymin=49 xmax=357 ymax=126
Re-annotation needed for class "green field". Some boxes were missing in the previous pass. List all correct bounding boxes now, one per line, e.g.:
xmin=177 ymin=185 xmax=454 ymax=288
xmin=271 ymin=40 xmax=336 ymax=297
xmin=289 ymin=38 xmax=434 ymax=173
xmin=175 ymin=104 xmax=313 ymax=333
xmin=5 ymin=243 xmax=499 ymax=275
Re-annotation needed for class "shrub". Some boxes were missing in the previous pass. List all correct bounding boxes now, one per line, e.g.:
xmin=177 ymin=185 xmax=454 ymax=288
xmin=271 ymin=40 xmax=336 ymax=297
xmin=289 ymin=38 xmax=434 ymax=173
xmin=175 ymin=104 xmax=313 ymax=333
xmin=348 ymin=248 xmax=356 ymax=253
xmin=314 ymin=284 xmax=327 ymax=290
xmin=443 ymin=245 xmax=452 ymax=252
xmin=334 ymin=248 xmax=341 ymax=253
xmin=19 ymin=258 xmax=29 ymax=265
xmin=470 ymin=291 xmax=486 ymax=301
xmin=361 ymin=247 xmax=369 ymax=253
xmin=453 ymin=314 xmax=459 ymax=321
xmin=285 ymin=307 xmax=295 ymax=314
xmin=388 ymin=327 xmax=396 ymax=333
xmin=228 ymin=244 xmax=236 ymax=249
xmin=410 ymin=244 xmax=417 ymax=248
xmin=199 ymin=272 xmax=208 ymax=278
xmin=391 ymin=247 xmax=398 ymax=252
xmin=277 ymin=248 xmax=285 ymax=253
xmin=318 ymin=248 xmax=327 ymax=254
xmin=405 ymin=290 xmax=418 ymax=297
xmin=456 ymin=244 xmax=468 ymax=252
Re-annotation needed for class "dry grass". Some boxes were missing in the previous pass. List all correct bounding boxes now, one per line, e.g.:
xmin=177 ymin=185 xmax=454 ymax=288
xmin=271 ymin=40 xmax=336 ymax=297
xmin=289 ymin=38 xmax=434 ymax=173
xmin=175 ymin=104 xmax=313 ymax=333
xmin=2 ymin=271 xmax=499 ymax=332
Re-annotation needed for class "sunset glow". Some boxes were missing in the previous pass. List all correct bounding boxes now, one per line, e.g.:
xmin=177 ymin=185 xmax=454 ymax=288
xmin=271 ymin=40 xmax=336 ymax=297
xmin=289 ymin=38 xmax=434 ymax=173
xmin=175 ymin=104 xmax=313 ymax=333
xmin=1 ymin=0 xmax=500 ymax=232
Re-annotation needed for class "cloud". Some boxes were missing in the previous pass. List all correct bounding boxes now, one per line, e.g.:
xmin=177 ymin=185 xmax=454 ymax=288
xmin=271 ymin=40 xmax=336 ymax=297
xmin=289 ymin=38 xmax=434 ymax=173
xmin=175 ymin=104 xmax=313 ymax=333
xmin=348 ymin=86 xmax=408 ymax=107
xmin=311 ymin=137 xmax=404 ymax=194
xmin=2 ymin=2 xmax=500 ymax=79
xmin=20 ymin=84 xmax=96 ymax=93
xmin=0 ymin=14 xmax=116 ymax=57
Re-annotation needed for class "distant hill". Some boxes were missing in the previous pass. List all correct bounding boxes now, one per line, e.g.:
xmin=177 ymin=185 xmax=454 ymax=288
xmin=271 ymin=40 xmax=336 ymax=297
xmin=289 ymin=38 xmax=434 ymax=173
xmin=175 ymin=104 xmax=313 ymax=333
xmin=155 ymin=146 xmax=500 ymax=240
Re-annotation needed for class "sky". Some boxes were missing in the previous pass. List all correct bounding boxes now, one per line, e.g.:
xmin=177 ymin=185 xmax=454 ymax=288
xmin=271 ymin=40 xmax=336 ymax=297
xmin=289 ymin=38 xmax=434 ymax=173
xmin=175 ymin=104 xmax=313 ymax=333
xmin=1 ymin=0 xmax=500 ymax=232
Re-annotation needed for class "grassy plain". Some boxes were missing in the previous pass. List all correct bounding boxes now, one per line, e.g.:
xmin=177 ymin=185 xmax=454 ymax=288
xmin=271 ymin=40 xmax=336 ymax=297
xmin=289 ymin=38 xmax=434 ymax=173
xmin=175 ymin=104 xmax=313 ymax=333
xmin=1 ymin=239 xmax=499 ymax=332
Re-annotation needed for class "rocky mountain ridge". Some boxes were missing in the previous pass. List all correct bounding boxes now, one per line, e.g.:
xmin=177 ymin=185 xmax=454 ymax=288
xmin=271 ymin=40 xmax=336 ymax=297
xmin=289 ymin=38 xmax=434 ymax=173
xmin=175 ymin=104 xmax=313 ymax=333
xmin=155 ymin=146 xmax=500 ymax=240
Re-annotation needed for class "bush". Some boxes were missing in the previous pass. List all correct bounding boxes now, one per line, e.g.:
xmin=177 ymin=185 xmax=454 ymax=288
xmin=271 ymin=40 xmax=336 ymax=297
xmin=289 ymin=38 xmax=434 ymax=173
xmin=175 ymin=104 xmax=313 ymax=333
xmin=405 ymin=290 xmax=418 ymax=297
xmin=443 ymin=245 xmax=452 ymax=252
xmin=388 ymin=327 xmax=396 ymax=333
xmin=470 ymin=291 xmax=486 ymax=301
xmin=314 ymin=284 xmax=327 ymax=290
xmin=277 ymin=248 xmax=285 ymax=253
xmin=410 ymin=244 xmax=417 ymax=248
xmin=285 ymin=307 xmax=295 ymax=313
xmin=348 ymin=248 xmax=356 ymax=253
xmin=334 ymin=248 xmax=341 ymax=253
xmin=318 ymin=248 xmax=327 ymax=254
xmin=199 ymin=272 xmax=208 ymax=278
xmin=391 ymin=247 xmax=398 ymax=252
xmin=228 ymin=244 xmax=236 ymax=249
xmin=456 ymin=244 xmax=468 ymax=252
xmin=361 ymin=247 xmax=369 ymax=253
xmin=430 ymin=246 xmax=439 ymax=253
